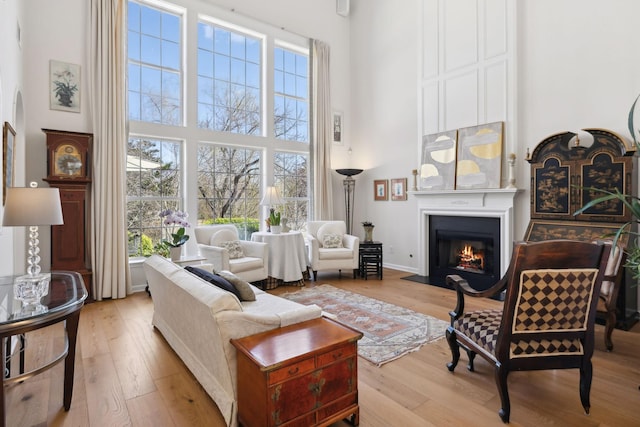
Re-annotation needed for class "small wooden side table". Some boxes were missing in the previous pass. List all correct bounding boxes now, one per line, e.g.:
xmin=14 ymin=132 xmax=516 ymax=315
xmin=359 ymin=241 xmax=383 ymax=280
xmin=231 ymin=317 xmax=363 ymax=427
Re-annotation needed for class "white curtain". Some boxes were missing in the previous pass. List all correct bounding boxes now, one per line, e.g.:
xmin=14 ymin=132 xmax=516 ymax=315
xmin=89 ymin=0 xmax=131 ymax=299
xmin=312 ymin=40 xmax=333 ymax=220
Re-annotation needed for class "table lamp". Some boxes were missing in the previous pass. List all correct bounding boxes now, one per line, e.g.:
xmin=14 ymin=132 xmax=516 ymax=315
xmin=260 ymin=186 xmax=283 ymax=232
xmin=2 ymin=182 xmax=64 ymax=305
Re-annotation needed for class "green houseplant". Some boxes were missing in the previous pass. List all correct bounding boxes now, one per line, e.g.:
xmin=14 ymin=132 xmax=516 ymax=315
xmin=574 ymin=95 xmax=640 ymax=280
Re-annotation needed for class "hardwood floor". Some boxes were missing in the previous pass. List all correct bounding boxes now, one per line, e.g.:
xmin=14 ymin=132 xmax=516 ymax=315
xmin=5 ymin=268 xmax=640 ymax=426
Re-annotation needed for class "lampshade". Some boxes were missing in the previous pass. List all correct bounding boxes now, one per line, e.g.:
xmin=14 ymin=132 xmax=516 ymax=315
xmin=260 ymin=186 xmax=283 ymax=206
xmin=2 ymin=185 xmax=64 ymax=227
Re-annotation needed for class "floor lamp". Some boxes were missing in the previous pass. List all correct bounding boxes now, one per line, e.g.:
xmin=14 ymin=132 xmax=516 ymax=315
xmin=336 ymin=169 xmax=363 ymax=235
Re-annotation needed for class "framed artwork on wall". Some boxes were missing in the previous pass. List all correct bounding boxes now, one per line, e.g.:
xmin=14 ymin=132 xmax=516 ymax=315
xmin=332 ymin=111 xmax=343 ymax=144
xmin=456 ymin=121 xmax=503 ymax=189
xmin=50 ymin=60 xmax=81 ymax=113
xmin=374 ymin=179 xmax=388 ymax=201
xmin=391 ymin=178 xmax=407 ymax=201
xmin=3 ymin=121 xmax=15 ymax=206
xmin=420 ymin=129 xmax=457 ymax=190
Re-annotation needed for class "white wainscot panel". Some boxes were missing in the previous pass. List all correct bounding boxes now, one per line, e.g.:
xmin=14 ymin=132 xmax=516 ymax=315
xmin=443 ymin=0 xmax=478 ymax=71
xmin=422 ymin=0 xmax=439 ymax=79
xmin=422 ymin=82 xmax=440 ymax=135
xmin=444 ymin=70 xmax=478 ymax=129
xmin=484 ymin=0 xmax=508 ymax=58
xmin=484 ymin=60 xmax=507 ymax=122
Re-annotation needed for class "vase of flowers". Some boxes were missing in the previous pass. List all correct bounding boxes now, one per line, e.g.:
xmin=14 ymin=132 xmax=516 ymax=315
xmin=159 ymin=209 xmax=191 ymax=261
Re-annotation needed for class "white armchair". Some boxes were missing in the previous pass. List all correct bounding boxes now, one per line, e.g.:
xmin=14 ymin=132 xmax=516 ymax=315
xmin=194 ymin=225 xmax=269 ymax=283
xmin=306 ymin=220 xmax=359 ymax=281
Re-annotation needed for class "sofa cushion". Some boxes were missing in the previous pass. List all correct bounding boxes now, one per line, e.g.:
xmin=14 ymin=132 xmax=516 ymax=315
xmin=185 ymin=266 xmax=242 ymax=299
xmin=219 ymin=240 xmax=245 ymax=259
xmin=317 ymin=222 xmax=344 ymax=248
xmin=322 ymin=233 xmax=344 ymax=248
xmin=217 ymin=270 xmax=256 ymax=301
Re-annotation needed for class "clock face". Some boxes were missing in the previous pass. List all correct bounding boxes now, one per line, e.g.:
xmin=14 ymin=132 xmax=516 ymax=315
xmin=54 ymin=144 xmax=83 ymax=177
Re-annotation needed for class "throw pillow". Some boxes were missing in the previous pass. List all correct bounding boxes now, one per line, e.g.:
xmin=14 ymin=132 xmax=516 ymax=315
xmin=218 ymin=270 xmax=256 ymax=301
xmin=210 ymin=229 xmax=238 ymax=246
xmin=317 ymin=222 xmax=345 ymax=247
xmin=322 ymin=233 xmax=344 ymax=248
xmin=219 ymin=240 xmax=245 ymax=259
xmin=184 ymin=266 xmax=242 ymax=299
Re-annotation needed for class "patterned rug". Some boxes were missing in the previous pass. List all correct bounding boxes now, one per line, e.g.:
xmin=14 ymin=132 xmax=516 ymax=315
xmin=281 ymin=284 xmax=449 ymax=366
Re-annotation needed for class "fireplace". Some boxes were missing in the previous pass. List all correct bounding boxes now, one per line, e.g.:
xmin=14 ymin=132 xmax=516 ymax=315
xmin=429 ymin=215 xmax=500 ymax=290
xmin=412 ymin=188 xmax=520 ymax=290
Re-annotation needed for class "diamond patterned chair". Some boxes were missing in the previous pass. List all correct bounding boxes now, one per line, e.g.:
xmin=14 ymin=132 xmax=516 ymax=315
xmin=445 ymin=239 xmax=610 ymax=423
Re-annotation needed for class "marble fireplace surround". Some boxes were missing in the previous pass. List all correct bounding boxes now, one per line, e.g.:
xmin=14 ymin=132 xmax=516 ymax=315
xmin=412 ymin=189 xmax=520 ymax=279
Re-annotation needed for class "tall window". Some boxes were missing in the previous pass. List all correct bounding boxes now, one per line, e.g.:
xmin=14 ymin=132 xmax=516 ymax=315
xmin=128 ymin=1 xmax=182 ymax=125
xmin=274 ymin=152 xmax=308 ymax=230
xmin=127 ymin=0 xmax=311 ymax=253
xmin=274 ymin=47 xmax=309 ymax=142
xmin=126 ymin=136 xmax=183 ymax=255
xmin=197 ymin=144 xmax=261 ymax=239
xmin=197 ymin=21 xmax=262 ymax=134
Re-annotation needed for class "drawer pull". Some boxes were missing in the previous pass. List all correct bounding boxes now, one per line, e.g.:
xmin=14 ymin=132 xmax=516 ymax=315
xmin=288 ymin=367 xmax=299 ymax=375
xmin=333 ymin=351 xmax=343 ymax=360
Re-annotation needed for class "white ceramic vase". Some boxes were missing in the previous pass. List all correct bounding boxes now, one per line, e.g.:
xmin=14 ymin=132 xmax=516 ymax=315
xmin=271 ymin=225 xmax=282 ymax=234
xmin=170 ymin=246 xmax=183 ymax=261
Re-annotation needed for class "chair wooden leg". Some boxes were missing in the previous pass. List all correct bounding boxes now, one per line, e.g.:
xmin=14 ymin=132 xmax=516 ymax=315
xmin=580 ymin=360 xmax=592 ymax=415
xmin=445 ymin=327 xmax=460 ymax=372
xmin=312 ymin=270 xmax=318 ymax=281
xmin=494 ymin=365 xmax=510 ymax=423
xmin=352 ymin=268 xmax=357 ymax=279
xmin=466 ymin=350 xmax=476 ymax=372
xmin=604 ymin=310 xmax=616 ymax=351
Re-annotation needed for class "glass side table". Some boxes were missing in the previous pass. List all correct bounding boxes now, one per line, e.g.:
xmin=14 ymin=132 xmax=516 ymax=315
xmin=0 ymin=271 xmax=87 ymax=427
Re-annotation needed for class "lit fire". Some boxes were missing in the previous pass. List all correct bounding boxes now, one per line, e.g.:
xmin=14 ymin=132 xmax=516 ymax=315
xmin=457 ymin=244 xmax=485 ymax=271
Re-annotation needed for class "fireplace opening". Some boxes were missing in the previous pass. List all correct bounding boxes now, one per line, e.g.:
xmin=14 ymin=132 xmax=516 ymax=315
xmin=429 ymin=216 xmax=500 ymax=291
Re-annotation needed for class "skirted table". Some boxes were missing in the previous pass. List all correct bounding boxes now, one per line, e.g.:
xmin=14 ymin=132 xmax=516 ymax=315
xmin=251 ymin=231 xmax=309 ymax=288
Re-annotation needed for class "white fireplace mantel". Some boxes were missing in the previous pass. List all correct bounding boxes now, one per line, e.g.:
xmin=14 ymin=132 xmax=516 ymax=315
xmin=410 ymin=189 xmax=521 ymax=278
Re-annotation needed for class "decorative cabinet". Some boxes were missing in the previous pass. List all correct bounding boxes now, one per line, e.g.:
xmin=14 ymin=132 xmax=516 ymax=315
xmin=231 ymin=317 xmax=363 ymax=427
xmin=43 ymin=129 xmax=93 ymax=302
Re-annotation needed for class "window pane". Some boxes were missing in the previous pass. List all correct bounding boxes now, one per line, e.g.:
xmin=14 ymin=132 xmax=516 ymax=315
xmin=198 ymin=20 xmax=262 ymax=135
xmin=127 ymin=136 xmax=184 ymax=256
xmin=273 ymin=47 xmax=309 ymax=143
xmin=128 ymin=1 xmax=182 ymax=126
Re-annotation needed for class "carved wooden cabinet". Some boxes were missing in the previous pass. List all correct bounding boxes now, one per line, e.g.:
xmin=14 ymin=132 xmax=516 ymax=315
xmin=43 ymin=129 xmax=93 ymax=302
xmin=231 ymin=317 xmax=363 ymax=427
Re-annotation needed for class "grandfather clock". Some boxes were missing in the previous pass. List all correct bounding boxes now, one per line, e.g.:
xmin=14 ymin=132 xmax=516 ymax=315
xmin=43 ymin=129 xmax=93 ymax=302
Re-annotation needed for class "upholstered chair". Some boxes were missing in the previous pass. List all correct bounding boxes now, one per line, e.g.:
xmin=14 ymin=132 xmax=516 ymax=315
xmin=306 ymin=221 xmax=359 ymax=281
xmin=445 ymin=240 xmax=609 ymax=423
xmin=597 ymin=240 xmax=626 ymax=351
xmin=194 ymin=225 xmax=268 ymax=283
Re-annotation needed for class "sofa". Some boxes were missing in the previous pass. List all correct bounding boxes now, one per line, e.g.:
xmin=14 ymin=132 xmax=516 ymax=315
xmin=143 ymin=255 xmax=322 ymax=427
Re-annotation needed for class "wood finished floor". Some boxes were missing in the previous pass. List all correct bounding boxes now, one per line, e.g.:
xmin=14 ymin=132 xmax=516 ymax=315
xmin=5 ymin=268 xmax=640 ymax=426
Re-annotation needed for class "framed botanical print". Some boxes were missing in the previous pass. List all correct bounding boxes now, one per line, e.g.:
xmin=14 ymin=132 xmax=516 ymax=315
xmin=374 ymin=179 xmax=388 ymax=201
xmin=391 ymin=178 xmax=407 ymax=201
xmin=3 ymin=121 xmax=15 ymax=205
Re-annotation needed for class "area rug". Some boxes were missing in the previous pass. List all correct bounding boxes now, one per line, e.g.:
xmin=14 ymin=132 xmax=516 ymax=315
xmin=281 ymin=284 xmax=449 ymax=366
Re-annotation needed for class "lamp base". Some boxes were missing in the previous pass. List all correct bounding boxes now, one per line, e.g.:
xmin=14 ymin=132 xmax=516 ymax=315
xmin=14 ymin=273 xmax=50 ymax=306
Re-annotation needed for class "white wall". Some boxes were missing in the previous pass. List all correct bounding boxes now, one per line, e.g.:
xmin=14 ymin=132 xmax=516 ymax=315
xmin=349 ymin=0 xmax=640 ymax=273
xmin=0 ymin=0 xmax=24 ymax=276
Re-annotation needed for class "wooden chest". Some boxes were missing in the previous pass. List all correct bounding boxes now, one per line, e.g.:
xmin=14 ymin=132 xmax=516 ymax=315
xmin=231 ymin=317 xmax=363 ymax=426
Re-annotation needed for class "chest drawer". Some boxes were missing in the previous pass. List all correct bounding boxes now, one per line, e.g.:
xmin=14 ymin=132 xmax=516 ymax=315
xmin=318 ymin=343 xmax=356 ymax=367
xmin=268 ymin=357 xmax=315 ymax=385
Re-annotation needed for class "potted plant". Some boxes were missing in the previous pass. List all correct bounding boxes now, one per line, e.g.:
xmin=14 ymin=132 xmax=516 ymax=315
xmin=269 ymin=209 xmax=282 ymax=234
xmin=362 ymin=221 xmax=375 ymax=242
xmin=159 ymin=209 xmax=191 ymax=260
xmin=574 ymin=95 xmax=640 ymax=280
